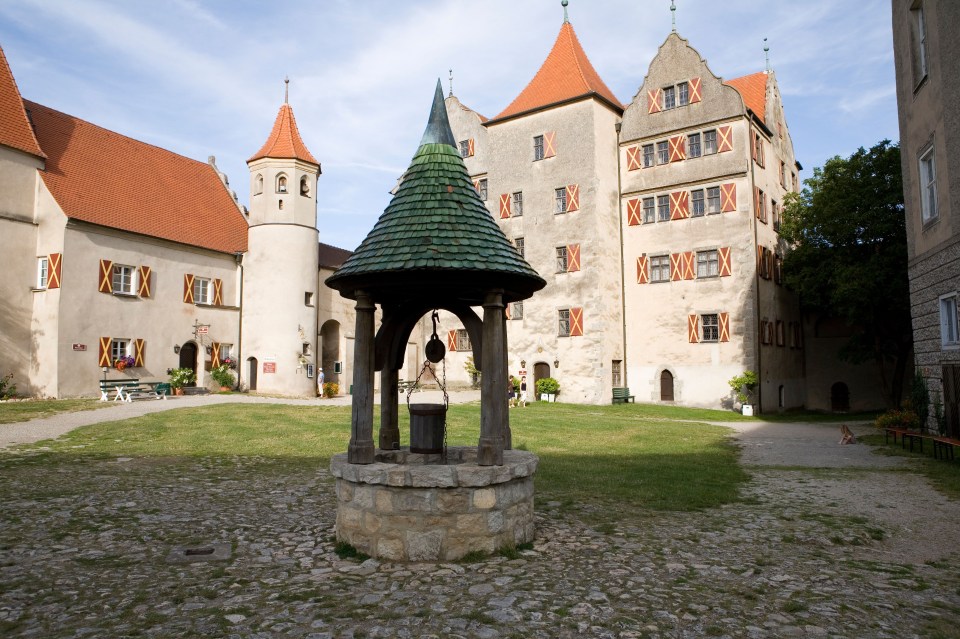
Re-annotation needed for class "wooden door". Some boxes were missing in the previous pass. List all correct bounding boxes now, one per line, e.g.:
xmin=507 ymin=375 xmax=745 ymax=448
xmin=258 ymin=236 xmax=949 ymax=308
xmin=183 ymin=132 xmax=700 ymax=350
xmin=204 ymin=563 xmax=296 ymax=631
xmin=660 ymin=370 xmax=674 ymax=401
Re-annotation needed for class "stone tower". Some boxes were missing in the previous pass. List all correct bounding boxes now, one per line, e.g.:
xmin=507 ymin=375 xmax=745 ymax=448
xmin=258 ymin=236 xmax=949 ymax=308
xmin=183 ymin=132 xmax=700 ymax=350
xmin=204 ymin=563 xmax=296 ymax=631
xmin=241 ymin=86 xmax=321 ymax=396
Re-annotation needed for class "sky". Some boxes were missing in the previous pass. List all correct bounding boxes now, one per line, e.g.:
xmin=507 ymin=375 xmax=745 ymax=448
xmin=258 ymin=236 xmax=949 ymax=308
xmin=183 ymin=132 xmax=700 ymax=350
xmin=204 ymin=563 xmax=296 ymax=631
xmin=0 ymin=0 xmax=899 ymax=251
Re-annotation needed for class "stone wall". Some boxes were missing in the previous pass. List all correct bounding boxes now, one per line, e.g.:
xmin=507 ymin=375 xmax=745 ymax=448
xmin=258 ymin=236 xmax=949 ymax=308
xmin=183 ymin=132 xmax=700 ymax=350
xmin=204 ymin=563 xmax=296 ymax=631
xmin=331 ymin=448 xmax=538 ymax=562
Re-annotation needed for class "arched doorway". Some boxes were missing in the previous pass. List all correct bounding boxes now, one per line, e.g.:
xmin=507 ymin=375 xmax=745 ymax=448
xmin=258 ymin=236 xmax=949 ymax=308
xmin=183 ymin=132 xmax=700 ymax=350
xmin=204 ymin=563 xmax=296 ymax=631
xmin=533 ymin=362 xmax=550 ymax=401
xmin=178 ymin=342 xmax=198 ymax=376
xmin=320 ymin=319 xmax=341 ymax=384
xmin=660 ymin=370 xmax=674 ymax=401
xmin=247 ymin=357 xmax=258 ymax=391
xmin=831 ymin=382 xmax=850 ymax=412
xmin=779 ymin=385 xmax=785 ymax=408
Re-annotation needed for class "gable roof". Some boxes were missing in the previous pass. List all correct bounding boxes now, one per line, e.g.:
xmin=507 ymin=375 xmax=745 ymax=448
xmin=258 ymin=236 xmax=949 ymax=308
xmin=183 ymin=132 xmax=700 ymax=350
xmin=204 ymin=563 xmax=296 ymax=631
xmin=0 ymin=45 xmax=45 ymax=159
xmin=248 ymin=103 xmax=318 ymax=165
xmin=318 ymin=242 xmax=352 ymax=269
xmin=490 ymin=21 xmax=622 ymax=123
xmin=26 ymin=100 xmax=248 ymax=254
xmin=725 ymin=71 xmax=768 ymax=125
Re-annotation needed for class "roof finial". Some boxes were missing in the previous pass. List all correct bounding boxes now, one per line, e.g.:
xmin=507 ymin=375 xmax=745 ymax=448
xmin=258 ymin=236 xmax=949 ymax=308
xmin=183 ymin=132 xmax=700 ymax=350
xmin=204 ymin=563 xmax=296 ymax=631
xmin=449 ymin=68 xmax=453 ymax=97
xmin=763 ymin=37 xmax=770 ymax=73
xmin=284 ymin=76 xmax=289 ymax=104
xmin=561 ymin=0 xmax=569 ymax=23
xmin=671 ymin=0 xmax=677 ymax=32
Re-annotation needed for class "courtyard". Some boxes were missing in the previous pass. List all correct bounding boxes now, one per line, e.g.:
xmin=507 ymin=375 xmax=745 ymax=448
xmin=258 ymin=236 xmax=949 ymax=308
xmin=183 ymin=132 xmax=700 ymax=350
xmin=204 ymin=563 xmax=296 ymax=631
xmin=1 ymin=399 xmax=959 ymax=638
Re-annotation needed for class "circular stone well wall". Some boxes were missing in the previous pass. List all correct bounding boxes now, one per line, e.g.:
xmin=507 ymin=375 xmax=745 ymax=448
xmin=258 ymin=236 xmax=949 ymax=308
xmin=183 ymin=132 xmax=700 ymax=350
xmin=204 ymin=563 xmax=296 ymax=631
xmin=330 ymin=447 xmax=538 ymax=562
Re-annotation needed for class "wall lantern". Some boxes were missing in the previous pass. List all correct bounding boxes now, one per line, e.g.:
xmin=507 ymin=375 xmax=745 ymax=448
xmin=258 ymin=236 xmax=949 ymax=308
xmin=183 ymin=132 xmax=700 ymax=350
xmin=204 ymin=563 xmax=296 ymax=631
xmin=520 ymin=359 xmax=526 ymax=368
xmin=173 ymin=345 xmax=181 ymax=354
xmin=554 ymin=358 xmax=560 ymax=369
xmin=206 ymin=346 xmax=213 ymax=355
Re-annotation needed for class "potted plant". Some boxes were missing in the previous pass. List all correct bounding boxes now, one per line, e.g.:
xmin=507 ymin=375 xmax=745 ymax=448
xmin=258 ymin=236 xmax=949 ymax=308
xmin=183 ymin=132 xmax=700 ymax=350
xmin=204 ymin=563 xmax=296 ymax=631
xmin=322 ymin=382 xmax=339 ymax=398
xmin=169 ymin=367 xmax=196 ymax=396
xmin=210 ymin=364 xmax=234 ymax=392
xmin=114 ymin=355 xmax=135 ymax=371
xmin=536 ymin=377 xmax=560 ymax=402
xmin=728 ymin=371 xmax=758 ymax=415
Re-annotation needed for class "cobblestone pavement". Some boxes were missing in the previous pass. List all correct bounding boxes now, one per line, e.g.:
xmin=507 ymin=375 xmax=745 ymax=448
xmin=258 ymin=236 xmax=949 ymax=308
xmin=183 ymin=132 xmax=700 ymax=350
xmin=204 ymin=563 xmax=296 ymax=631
xmin=1 ymin=414 xmax=959 ymax=638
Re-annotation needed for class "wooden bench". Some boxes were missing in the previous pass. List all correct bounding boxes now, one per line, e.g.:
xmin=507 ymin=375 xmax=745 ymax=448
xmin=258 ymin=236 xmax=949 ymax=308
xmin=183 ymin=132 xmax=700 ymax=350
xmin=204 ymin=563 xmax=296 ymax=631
xmin=612 ymin=387 xmax=635 ymax=404
xmin=901 ymin=430 xmax=932 ymax=454
xmin=99 ymin=379 xmax=142 ymax=402
xmin=883 ymin=427 xmax=909 ymax=445
xmin=933 ymin=436 xmax=960 ymax=461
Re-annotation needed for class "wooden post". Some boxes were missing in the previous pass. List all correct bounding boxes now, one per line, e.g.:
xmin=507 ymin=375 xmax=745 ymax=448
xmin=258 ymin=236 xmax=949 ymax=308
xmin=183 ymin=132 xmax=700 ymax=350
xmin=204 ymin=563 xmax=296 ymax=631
xmin=502 ymin=307 xmax=512 ymax=450
xmin=380 ymin=366 xmax=400 ymax=450
xmin=348 ymin=292 xmax=376 ymax=464
xmin=478 ymin=290 xmax=505 ymax=466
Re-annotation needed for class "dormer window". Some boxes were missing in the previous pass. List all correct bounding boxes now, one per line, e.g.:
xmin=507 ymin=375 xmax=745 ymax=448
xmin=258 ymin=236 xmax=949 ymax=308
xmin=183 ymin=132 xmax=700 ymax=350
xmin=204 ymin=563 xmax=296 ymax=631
xmin=300 ymin=176 xmax=310 ymax=197
xmin=277 ymin=174 xmax=287 ymax=193
xmin=254 ymin=174 xmax=264 ymax=195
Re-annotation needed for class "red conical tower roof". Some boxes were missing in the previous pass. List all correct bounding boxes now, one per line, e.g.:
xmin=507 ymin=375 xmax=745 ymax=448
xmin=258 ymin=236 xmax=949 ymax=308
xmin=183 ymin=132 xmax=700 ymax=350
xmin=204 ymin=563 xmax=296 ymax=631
xmin=0 ymin=44 xmax=45 ymax=159
xmin=491 ymin=21 xmax=622 ymax=122
xmin=248 ymin=102 xmax=318 ymax=165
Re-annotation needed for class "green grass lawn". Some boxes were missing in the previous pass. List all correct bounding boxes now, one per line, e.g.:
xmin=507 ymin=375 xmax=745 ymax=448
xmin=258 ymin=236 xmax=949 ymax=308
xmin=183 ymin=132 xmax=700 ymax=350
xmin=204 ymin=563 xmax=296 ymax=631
xmin=18 ymin=401 xmax=748 ymax=513
xmin=0 ymin=399 xmax=118 ymax=424
xmin=860 ymin=431 xmax=960 ymax=499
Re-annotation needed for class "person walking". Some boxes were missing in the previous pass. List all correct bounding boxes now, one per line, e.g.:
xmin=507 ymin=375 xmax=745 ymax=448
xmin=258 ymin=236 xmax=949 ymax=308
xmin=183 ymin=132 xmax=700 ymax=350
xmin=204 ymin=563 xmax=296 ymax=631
xmin=520 ymin=376 xmax=528 ymax=407
xmin=317 ymin=368 xmax=325 ymax=397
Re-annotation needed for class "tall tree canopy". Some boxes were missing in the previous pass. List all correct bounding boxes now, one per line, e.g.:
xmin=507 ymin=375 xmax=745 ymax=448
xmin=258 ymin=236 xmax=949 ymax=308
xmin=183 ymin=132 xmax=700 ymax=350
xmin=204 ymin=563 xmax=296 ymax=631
xmin=780 ymin=140 xmax=911 ymax=406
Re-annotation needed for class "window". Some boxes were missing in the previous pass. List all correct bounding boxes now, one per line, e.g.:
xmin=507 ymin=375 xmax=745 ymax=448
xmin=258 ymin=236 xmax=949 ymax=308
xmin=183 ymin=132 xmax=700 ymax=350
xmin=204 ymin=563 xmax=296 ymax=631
xmin=512 ymin=191 xmax=523 ymax=217
xmin=657 ymin=141 xmax=669 ymax=164
xmin=704 ymin=130 xmax=717 ymax=155
xmin=300 ymin=176 xmax=310 ymax=197
xmin=277 ymin=175 xmax=287 ymax=193
xmin=302 ymin=342 xmax=311 ymax=356
xmin=305 ymin=292 xmax=314 ymax=306
xmin=757 ymin=189 xmax=767 ymax=223
xmin=37 ymin=256 xmax=48 ymax=289
xmin=657 ymin=195 xmax=670 ymax=221
xmin=688 ymin=133 xmax=701 ymax=158
xmin=753 ymin=133 xmax=765 ymax=167
xmin=663 ymin=86 xmax=676 ymax=110
xmin=792 ymin=172 xmax=798 ymax=192
xmin=110 ymin=338 xmax=130 ymax=362
xmin=678 ymin=82 xmax=689 ymax=106
xmin=514 ymin=237 xmax=525 ymax=258
xmin=612 ymin=360 xmax=622 ymax=387
xmin=697 ymin=250 xmax=719 ymax=278
xmin=112 ymin=264 xmax=136 ymax=295
xmin=455 ymin=329 xmax=472 ymax=351
xmin=780 ymin=161 xmax=787 ymax=189
xmin=774 ymin=254 xmax=784 ymax=284
xmin=477 ymin=178 xmax=488 ymax=201
xmin=193 ymin=277 xmax=211 ymax=305
xmin=941 ymin=294 xmax=959 ymax=348
xmin=772 ymin=201 xmax=780 ymax=232
xmin=254 ymin=174 xmax=263 ymax=195
xmin=642 ymin=197 xmax=655 ymax=224
xmin=642 ymin=144 xmax=655 ymax=168
xmin=650 ymin=255 xmax=670 ymax=282
xmin=691 ymin=189 xmax=705 ymax=217
xmin=219 ymin=343 xmax=234 ymax=361
xmin=919 ymin=144 xmax=938 ymax=223
xmin=510 ymin=301 xmax=524 ymax=320
xmin=555 ymin=188 xmax=567 ymax=214
xmin=707 ymin=187 xmax=721 ymax=214
xmin=911 ymin=3 xmax=927 ymax=86
xmin=533 ymin=135 xmax=545 ymax=161
xmin=459 ymin=140 xmax=471 ymax=158
xmin=701 ymin=314 xmax=719 ymax=342
xmin=558 ymin=309 xmax=571 ymax=337
xmin=556 ymin=246 xmax=568 ymax=272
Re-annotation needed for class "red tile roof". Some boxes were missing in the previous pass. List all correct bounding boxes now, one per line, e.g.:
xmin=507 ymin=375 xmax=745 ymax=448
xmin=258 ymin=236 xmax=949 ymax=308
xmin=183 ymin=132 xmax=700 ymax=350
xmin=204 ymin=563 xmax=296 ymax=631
xmin=318 ymin=242 xmax=352 ymax=269
xmin=25 ymin=100 xmax=248 ymax=254
xmin=725 ymin=71 xmax=768 ymax=124
xmin=492 ymin=22 xmax=622 ymax=122
xmin=248 ymin=103 xmax=318 ymax=165
xmin=0 ymin=45 xmax=45 ymax=159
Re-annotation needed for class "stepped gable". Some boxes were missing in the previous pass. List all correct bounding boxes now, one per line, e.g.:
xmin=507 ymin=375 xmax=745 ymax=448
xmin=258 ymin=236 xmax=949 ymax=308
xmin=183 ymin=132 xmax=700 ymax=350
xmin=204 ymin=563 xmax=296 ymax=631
xmin=491 ymin=20 xmax=622 ymax=123
xmin=725 ymin=71 xmax=768 ymax=124
xmin=248 ymin=102 xmax=318 ymax=166
xmin=327 ymin=81 xmax=545 ymax=305
xmin=26 ymin=100 xmax=248 ymax=254
xmin=0 ymin=44 xmax=45 ymax=159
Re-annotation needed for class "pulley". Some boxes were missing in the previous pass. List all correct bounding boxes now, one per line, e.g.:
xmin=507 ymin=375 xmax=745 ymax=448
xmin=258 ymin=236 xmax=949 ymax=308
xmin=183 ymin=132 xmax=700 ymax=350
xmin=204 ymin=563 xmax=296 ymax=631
xmin=424 ymin=310 xmax=446 ymax=363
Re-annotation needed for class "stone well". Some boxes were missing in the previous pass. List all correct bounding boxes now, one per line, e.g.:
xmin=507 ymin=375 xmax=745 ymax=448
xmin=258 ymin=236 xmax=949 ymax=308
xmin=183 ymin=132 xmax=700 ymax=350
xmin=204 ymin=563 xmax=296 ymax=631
xmin=330 ymin=447 xmax=538 ymax=562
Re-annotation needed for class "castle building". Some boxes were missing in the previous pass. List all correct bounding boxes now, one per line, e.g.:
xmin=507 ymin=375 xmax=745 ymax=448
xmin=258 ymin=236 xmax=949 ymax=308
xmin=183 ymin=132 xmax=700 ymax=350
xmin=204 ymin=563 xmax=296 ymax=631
xmin=0 ymin=44 xmax=359 ymax=398
xmin=892 ymin=0 xmax=960 ymax=435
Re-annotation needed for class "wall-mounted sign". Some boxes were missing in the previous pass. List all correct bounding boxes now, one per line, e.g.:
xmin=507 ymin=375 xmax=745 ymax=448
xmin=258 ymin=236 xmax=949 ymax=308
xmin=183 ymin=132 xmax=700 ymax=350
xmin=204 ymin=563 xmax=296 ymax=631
xmin=72 ymin=343 xmax=86 ymax=351
xmin=263 ymin=361 xmax=276 ymax=374
xmin=518 ymin=369 xmax=527 ymax=376
xmin=197 ymin=326 xmax=209 ymax=335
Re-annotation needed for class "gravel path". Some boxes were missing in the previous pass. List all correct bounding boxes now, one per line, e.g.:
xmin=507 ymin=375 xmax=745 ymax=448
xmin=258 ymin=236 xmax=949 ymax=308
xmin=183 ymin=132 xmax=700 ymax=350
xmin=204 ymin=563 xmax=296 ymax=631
xmin=1 ymin=404 xmax=958 ymax=638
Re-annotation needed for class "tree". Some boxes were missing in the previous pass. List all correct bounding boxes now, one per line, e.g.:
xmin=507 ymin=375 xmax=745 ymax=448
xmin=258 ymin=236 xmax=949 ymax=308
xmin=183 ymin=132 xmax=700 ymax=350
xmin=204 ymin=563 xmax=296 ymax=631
xmin=780 ymin=140 xmax=911 ymax=407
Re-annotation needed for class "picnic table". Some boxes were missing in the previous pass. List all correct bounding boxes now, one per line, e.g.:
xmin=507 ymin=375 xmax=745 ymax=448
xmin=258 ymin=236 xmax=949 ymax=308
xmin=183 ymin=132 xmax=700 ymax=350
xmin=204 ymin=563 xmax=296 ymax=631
xmin=99 ymin=378 xmax=169 ymax=402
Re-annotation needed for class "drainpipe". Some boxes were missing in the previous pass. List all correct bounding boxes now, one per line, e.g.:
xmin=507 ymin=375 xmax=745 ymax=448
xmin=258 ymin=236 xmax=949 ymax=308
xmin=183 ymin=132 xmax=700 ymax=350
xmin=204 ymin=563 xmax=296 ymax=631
xmin=615 ymin=121 xmax=628 ymax=390
xmin=748 ymin=119 xmax=763 ymax=412
xmin=234 ymin=251 xmax=244 ymax=391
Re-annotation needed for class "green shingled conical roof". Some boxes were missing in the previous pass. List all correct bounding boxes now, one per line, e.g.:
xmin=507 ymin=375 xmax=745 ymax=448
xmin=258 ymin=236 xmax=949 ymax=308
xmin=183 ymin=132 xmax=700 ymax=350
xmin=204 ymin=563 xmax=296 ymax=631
xmin=326 ymin=81 xmax=545 ymax=306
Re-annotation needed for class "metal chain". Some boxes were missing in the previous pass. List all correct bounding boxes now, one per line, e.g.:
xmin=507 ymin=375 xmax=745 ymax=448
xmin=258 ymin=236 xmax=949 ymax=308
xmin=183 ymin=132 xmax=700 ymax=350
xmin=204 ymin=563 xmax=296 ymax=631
xmin=442 ymin=355 xmax=448 ymax=463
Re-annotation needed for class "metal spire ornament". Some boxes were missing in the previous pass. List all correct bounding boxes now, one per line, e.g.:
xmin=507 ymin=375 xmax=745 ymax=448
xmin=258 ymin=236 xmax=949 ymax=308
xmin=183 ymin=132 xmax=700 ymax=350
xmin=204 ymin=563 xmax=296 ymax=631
xmin=284 ymin=75 xmax=289 ymax=103
xmin=764 ymin=38 xmax=771 ymax=72
xmin=562 ymin=0 xmax=569 ymax=23
xmin=448 ymin=68 xmax=453 ymax=97
xmin=671 ymin=0 xmax=677 ymax=32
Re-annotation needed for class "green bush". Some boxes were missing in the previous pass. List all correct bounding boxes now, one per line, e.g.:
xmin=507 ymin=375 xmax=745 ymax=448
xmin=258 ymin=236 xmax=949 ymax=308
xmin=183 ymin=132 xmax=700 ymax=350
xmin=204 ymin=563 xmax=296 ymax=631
xmin=322 ymin=382 xmax=339 ymax=398
xmin=0 ymin=373 xmax=16 ymax=400
xmin=875 ymin=409 xmax=920 ymax=431
xmin=169 ymin=367 xmax=196 ymax=390
xmin=910 ymin=369 xmax=930 ymax=431
xmin=728 ymin=371 xmax=758 ymax=405
xmin=210 ymin=364 xmax=234 ymax=388
xmin=536 ymin=377 xmax=560 ymax=396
